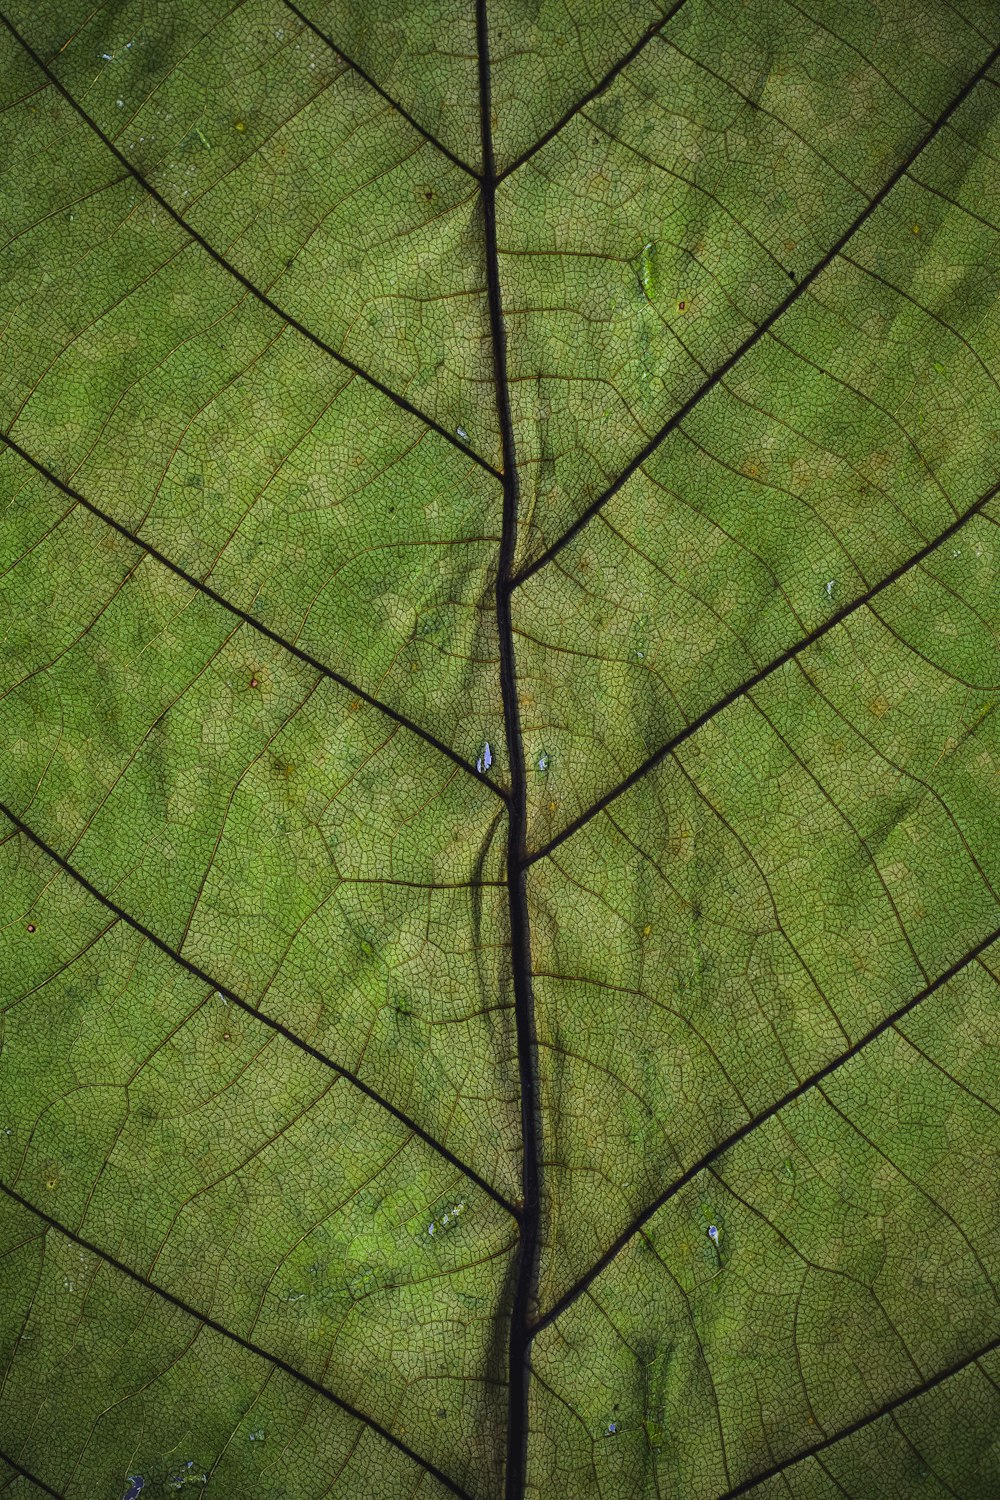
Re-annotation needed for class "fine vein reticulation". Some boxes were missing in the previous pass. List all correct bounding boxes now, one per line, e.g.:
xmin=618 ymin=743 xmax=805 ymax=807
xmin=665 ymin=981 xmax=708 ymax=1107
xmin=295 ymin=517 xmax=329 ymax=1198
xmin=527 ymin=475 xmax=1000 ymax=863
xmin=513 ymin=35 xmax=1000 ymax=588
xmin=0 ymin=13 xmax=501 ymax=480
xmin=718 ymin=1329 xmax=1000 ymax=1498
xmin=1 ymin=3 xmax=998 ymax=1497
xmin=0 ymin=430 xmax=506 ymax=798
xmin=0 ymin=1178 xmax=479 ymax=1500
xmin=532 ymin=916 xmax=1000 ymax=1333
xmin=0 ymin=799 xmax=516 ymax=1217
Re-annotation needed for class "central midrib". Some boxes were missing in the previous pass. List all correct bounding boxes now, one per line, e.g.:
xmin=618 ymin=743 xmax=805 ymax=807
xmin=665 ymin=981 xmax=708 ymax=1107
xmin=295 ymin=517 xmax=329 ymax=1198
xmin=475 ymin=5 xmax=542 ymax=1498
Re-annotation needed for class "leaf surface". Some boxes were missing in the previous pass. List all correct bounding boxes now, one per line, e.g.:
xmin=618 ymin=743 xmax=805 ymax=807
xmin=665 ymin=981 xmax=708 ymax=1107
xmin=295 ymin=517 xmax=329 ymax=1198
xmin=0 ymin=2 xmax=998 ymax=1497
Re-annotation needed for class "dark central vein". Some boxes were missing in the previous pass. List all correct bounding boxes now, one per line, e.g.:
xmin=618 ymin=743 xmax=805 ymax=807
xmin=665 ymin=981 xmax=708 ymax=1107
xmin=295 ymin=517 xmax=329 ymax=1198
xmin=0 ymin=1179 xmax=478 ymax=1500
xmin=0 ymin=13 xmax=501 ymax=482
xmin=476 ymin=6 xmax=542 ymax=1498
xmin=0 ymin=798 xmax=518 ymax=1219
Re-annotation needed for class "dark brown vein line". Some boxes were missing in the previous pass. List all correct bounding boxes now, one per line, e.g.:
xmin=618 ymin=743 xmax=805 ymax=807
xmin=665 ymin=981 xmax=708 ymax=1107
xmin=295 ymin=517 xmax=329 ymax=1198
xmin=525 ymin=475 xmax=1000 ymax=864
xmin=0 ymin=1179 xmax=477 ymax=1500
xmin=0 ymin=799 xmax=519 ymax=1220
xmin=476 ymin=5 xmax=542 ymax=1497
xmin=282 ymin=0 xmax=481 ymax=180
xmin=531 ymin=917 xmax=1000 ymax=1334
xmin=0 ymin=1449 xmax=63 ymax=1500
xmin=513 ymin=41 xmax=1000 ymax=585
xmin=0 ymin=13 xmax=501 ymax=483
xmin=1 ymin=430 xmax=506 ymax=802
xmin=495 ymin=0 xmax=690 ymax=183
xmin=718 ymin=1330 xmax=1000 ymax=1498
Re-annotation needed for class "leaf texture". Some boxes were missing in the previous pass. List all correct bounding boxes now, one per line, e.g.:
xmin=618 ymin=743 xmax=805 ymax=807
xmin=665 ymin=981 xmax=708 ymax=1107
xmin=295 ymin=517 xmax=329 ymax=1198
xmin=0 ymin=2 xmax=998 ymax=1498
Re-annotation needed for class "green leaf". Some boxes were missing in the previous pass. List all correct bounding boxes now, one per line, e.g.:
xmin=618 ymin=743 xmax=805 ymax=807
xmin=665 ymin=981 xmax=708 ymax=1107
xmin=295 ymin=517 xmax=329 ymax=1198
xmin=0 ymin=3 xmax=998 ymax=1498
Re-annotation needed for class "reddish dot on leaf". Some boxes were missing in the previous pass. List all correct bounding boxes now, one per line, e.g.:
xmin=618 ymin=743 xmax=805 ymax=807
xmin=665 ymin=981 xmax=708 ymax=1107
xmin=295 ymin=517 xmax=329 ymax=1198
xmin=678 ymin=301 xmax=686 ymax=311
xmin=26 ymin=923 xmax=36 ymax=933
xmin=250 ymin=677 xmax=259 ymax=689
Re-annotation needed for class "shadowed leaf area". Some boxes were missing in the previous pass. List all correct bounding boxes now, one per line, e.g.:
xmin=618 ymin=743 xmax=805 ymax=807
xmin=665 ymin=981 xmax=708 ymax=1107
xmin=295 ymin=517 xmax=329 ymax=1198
xmin=0 ymin=1 xmax=998 ymax=1497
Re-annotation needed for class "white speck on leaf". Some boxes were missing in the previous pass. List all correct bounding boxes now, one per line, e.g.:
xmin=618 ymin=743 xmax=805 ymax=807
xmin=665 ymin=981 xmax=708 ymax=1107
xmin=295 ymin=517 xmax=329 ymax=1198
xmin=456 ymin=426 xmax=469 ymax=440
xmin=476 ymin=741 xmax=493 ymax=774
xmin=825 ymin=579 xmax=835 ymax=598
xmin=707 ymin=1224 xmax=719 ymax=1243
